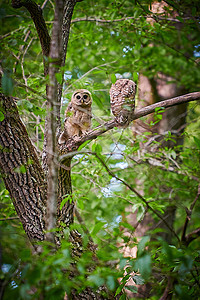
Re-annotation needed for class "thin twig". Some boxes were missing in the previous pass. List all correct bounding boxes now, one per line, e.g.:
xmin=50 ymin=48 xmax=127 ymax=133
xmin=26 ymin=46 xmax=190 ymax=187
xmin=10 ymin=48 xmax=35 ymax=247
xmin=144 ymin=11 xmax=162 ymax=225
xmin=185 ymin=227 xmax=200 ymax=245
xmin=93 ymin=152 xmax=180 ymax=243
xmin=15 ymin=81 xmax=46 ymax=99
xmin=13 ymin=29 xmax=32 ymax=74
xmin=71 ymin=15 xmax=195 ymax=24
xmin=63 ymin=60 xmax=116 ymax=95
xmin=181 ymin=184 xmax=200 ymax=243
xmin=0 ymin=27 xmax=26 ymax=40
xmin=74 ymin=207 xmax=94 ymax=245
xmin=0 ymin=216 xmax=19 ymax=221
xmin=21 ymin=37 xmax=34 ymax=90
xmin=59 ymin=150 xmax=180 ymax=242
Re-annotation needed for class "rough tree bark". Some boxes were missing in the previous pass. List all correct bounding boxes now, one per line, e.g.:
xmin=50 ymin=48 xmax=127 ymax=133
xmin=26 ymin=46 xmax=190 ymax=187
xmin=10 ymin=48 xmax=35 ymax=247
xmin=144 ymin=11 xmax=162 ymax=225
xmin=45 ymin=0 xmax=67 ymax=244
xmin=0 ymin=94 xmax=46 ymax=244
xmin=1 ymin=0 xmax=200 ymax=299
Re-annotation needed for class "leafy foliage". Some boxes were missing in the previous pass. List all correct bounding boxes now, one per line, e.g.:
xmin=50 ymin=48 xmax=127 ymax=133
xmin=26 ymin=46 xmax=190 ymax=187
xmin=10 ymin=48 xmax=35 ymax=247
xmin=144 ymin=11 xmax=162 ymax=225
xmin=0 ymin=0 xmax=200 ymax=299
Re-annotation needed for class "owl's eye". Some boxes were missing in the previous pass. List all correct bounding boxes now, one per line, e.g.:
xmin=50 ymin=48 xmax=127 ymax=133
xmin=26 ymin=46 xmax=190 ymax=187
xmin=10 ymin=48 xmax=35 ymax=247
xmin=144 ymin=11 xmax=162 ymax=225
xmin=76 ymin=95 xmax=81 ymax=99
xmin=83 ymin=95 xmax=88 ymax=100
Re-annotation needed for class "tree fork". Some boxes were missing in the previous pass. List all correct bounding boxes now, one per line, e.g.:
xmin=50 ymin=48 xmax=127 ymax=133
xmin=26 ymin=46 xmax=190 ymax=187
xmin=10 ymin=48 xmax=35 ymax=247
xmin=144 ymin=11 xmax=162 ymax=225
xmin=12 ymin=0 xmax=51 ymax=75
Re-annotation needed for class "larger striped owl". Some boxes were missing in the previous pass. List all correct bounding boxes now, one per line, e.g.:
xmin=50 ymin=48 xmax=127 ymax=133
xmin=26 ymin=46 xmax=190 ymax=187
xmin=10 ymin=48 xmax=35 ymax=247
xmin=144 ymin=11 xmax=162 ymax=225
xmin=58 ymin=89 xmax=92 ymax=144
xmin=110 ymin=79 xmax=136 ymax=127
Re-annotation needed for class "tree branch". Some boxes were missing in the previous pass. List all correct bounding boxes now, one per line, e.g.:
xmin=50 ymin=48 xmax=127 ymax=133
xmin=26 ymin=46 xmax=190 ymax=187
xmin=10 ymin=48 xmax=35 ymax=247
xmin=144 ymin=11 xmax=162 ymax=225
xmin=93 ymin=152 xmax=180 ymax=243
xmin=181 ymin=184 xmax=200 ymax=244
xmin=159 ymin=276 xmax=173 ymax=300
xmin=71 ymin=15 xmax=193 ymax=25
xmin=45 ymin=0 xmax=66 ymax=244
xmin=45 ymin=0 xmax=77 ymax=244
xmin=12 ymin=0 xmax=51 ymax=75
xmin=59 ymin=150 xmax=180 ymax=242
xmin=71 ymin=16 xmax=138 ymax=24
xmin=185 ymin=227 xmax=200 ymax=245
xmin=59 ymin=91 xmax=200 ymax=153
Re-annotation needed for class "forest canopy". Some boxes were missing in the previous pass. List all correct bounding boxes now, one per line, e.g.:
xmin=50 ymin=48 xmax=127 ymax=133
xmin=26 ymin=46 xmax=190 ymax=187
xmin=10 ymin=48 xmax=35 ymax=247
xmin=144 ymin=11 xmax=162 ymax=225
xmin=0 ymin=0 xmax=200 ymax=299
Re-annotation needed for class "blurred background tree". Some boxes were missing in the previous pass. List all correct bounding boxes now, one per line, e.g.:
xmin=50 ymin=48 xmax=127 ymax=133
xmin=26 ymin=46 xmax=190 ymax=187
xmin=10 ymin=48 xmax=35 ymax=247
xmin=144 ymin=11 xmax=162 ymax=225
xmin=0 ymin=0 xmax=200 ymax=299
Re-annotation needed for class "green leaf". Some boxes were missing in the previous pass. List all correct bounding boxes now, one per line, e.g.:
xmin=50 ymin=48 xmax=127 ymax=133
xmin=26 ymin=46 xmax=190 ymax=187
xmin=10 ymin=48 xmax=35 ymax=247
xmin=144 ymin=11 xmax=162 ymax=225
xmin=137 ymin=236 xmax=150 ymax=257
xmin=155 ymin=107 xmax=165 ymax=112
xmin=0 ymin=111 xmax=5 ymax=121
xmin=60 ymin=195 xmax=71 ymax=210
xmin=134 ymin=253 xmax=151 ymax=280
xmin=78 ymin=140 xmax=91 ymax=151
xmin=115 ymin=284 xmax=124 ymax=296
xmin=137 ymin=205 xmax=145 ymax=222
xmin=14 ymin=165 xmax=27 ymax=174
xmin=55 ymin=72 xmax=63 ymax=84
xmin=92 ymin=143 xmax=102 ymax=154
xmin=106 ymin=275 xmax=115 ymax=291
xmin=111 ymin=73 xmax=116 ymax=84
xmin=176 ymin=16 xmax=184 ymax=22
xmin=119 ymin=258 xmax=128 ymax=270
xmin=88 ymin=274 xmax=105 ymax=287
xmin=93 ymin=94 xmax=104 ymax=110
xmin=125 ymin=285 xmax=137 ymax=293
xmin=170 ymin=150 xmax=176 ymax=159
xmin=91 ymin=221 xmax=105 ymax=235
xmin=120 ymin=222 xmax=135 ymax=231
xmin=32 ymin=105 xmax=45 ymax=117
xmin=193 ymin=137 xmax=200 ymax=150
xmin=133 ymin=72 xmax=138 ymax=82
xmin=132 ymin=275 xmax=145 ymax=285
xmin=1 ymin=73 xmax=14 ymax=96
xmin=119 ymin=294 xmax=126 ymax=300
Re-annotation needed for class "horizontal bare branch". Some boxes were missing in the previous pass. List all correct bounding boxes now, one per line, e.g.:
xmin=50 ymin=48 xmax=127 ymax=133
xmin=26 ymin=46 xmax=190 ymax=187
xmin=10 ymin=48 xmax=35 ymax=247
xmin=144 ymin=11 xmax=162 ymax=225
xmin=133 ymin=92 xmax=200 ymax=119
xmin=71 ymin=16 xmax=137 ymax=24
xmin=60 ymin=91 xmax=200 ymax=153
xmin=71 ymin=15 xmax=193 ymax=24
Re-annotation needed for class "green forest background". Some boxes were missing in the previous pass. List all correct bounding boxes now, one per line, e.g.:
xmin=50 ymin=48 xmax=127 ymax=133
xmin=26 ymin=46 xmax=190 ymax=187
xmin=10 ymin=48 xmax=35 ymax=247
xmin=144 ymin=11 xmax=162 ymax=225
xmin=0 ymin=0 xmax=200 ymax=299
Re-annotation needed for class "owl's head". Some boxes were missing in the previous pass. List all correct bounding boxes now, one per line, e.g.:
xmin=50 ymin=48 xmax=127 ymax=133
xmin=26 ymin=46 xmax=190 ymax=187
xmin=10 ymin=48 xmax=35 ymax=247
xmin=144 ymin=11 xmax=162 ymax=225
xmin=71 ymin=89 xmax=92 ymax=107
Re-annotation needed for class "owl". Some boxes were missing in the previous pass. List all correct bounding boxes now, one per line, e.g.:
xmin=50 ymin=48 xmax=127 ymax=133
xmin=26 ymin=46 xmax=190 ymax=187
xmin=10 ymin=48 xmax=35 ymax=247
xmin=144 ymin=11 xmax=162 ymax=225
xmin=58 ymin=89 xmax=92 ymax=144
xmin=109 ymin=79 xmax=136 ymax=127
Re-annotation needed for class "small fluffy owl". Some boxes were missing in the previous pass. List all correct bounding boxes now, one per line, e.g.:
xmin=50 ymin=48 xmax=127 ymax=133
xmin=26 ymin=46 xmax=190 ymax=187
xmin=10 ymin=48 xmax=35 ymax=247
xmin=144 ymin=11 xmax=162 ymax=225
xmin=110 ymin=79 xmax=136 ymax=127
xmin=58 ymin=89 xmax=92 ymax=144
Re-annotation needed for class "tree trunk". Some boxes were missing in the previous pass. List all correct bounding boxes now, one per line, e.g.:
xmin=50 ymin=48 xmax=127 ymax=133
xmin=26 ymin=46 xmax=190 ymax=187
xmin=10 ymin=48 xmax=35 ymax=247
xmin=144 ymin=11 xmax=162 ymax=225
xmin=0 ymin=94 xmax=46 ymax=244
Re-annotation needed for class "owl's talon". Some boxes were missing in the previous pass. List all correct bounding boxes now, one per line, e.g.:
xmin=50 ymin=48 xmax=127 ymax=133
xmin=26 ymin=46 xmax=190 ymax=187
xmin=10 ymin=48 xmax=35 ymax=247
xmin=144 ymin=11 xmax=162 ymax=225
xmin=82 ymin=131 xmax=89 ymax=137
xmin=73 ymin=135 xmax=81 ymax=142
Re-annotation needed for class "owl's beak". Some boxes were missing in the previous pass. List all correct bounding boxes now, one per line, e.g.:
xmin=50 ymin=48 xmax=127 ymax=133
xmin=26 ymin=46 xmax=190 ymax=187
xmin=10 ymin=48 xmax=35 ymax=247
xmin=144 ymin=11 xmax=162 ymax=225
xmin=81 ymin=98 xmax=84 ymax=104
